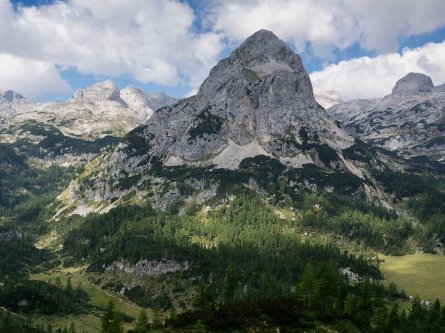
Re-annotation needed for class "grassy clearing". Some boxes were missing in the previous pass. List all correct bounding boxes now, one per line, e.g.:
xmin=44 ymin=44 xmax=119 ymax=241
xmin=380 ymin=253 xmax=445 ymax=302
xmin=31 ymin=266 xmax=144 ymax=332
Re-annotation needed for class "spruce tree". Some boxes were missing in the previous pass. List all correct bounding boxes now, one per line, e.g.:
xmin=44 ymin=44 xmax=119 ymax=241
xmin=134 ymin=309 xmax=149 ymax=333
xmin=223 ymin=264 xmax=239 ymax=304
xmin=297 ymin=263 xmax=315 ymax=309
xmin=101 ymin=300 xmax=123 ymax=333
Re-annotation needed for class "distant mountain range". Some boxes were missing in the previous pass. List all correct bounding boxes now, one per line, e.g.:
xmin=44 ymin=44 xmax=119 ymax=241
xmin=0 ymin=81 xmax=175 ymax=164
xmin=59 ymin=30 xmax=385 ymax=215
xmin=329 ymin=72 xmax=445 ymax=160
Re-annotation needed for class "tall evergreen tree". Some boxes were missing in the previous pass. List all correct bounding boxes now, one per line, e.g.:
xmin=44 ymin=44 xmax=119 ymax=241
xmin=134 ymin=309 xmax=149 ymax=333
xmin=297 ymin=263 xmax=315 ymax=309
xmin=223 ymin=264 xmax=239 ymax=304
xmin=101 ymin=300 xmax=123 ymax=333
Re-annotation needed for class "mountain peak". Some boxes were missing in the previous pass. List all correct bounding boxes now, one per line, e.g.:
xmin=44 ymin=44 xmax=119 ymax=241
xmin=1 ymin=90 xmax=27 ymax=103
xmin=315 ymin=90 xmax=343 ymax=109
xmin=120 ymin=29 xmax=353 ymax=166
xmin=230 ymin=29 xmax=304 ymax=71
xmin=243 ymin=29 xmax=281 ymax=45
xmin=392 ymin=72 xmax=434 ymax=95
xmin=0 ymin=89 xmax=30 ymax=118
xmin=73 ymin=79 xmax=122 ymax=103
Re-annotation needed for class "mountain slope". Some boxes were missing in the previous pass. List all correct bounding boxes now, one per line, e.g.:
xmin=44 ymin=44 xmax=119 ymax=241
xmin=60 ymin=30 xmax=384 ymax=215
xmin=0 ymin=90 xmax=31 ymax=119
xmin=0 ymin=82 xmax=175 ymax=163
xmin=329 ymin=73 xmax=445 ymax=160
xmin=314 ymin=90 xmax=343 ymax=109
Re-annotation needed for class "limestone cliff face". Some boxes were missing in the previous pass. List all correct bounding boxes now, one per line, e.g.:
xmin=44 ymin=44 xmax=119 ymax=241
xmin=62 ymin=30 xmax=378 ymax=213
xmin=124 ymin=30 xmax=353 ymax=165
xmin=329 ymin=72 xmax=445 ymax=160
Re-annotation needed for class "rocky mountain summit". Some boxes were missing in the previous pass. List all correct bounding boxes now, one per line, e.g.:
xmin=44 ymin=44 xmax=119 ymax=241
xmin=0 ymin=90 xmax=31 ymax=119
xmin=119 ymin=30 xmax=355 ymax=167
xmin=14 ymin=80 xmax=174 ymax=140
xmin=392 ymin=72 xmax=434 ymax=95
xmin=314 ymin=90 xmax=343 ymax=109
xmin=61 ymin=30 xmax=382 ymax=214
xmin=0 ymin=82 xmax=175 ymax=163
xmin=329 ymin=72 xmax=445 ymax=160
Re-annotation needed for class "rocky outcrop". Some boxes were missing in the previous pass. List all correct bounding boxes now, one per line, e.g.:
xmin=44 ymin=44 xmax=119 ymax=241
xmin=392 ymin=73 xmax=434 ymax=95
xmin=106 ymin=259 xmax=188 ymax=277
xmin=0 ymin=230 xmax=23 ymax=242
xmin=328 ymin=73 xmax=445 ymax=160
xmin=0 ymin=82 xmax=175 ymax=164
xmin=0 ymin=90 xmax=31 ymax=119
xmin=0 ymin=81 xmax=175 ymax=141
xmin=61 ymin=30 xmax=380 ymax=212
xmin=315 ymin=90 xmax=343 ymax=109
xmin=119 ymin=30 xmax=354 ymax=164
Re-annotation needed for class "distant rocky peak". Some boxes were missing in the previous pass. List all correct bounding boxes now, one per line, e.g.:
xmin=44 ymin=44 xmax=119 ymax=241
xmin=72 ymin=79 xmax=123 ymax=103
xmin=233 ymin=29 xmax=303 ymax=69
xmin=315 ymin=90 xmax=343 ymax=109
xmin=392 ymin=72 xmax=434 ymax=95
xmin=120 ymin=86 xmax=177 ymax=112
xmin=435 ymin=83 xmax=445 ymax=93
xmin=198 ymin=29 xmax=312 ymax=106
xmin=0 ymin=90 xmax=31 ymax=118
xmin=1 ymin=90 xmax=27 ymax=103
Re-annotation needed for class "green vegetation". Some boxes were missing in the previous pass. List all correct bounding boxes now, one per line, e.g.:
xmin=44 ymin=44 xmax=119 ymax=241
xmin=0 ymin=279 xmax=89 ymax=315
xmin=13 ymin=121 xmax=119 ymax=158
xmin=380 ymin=254 xmax=445 ymax=302
xmin=374 ymin=169 xmax=445 ymax=250
xmin=343 ymin=139 xmax=378 ymax=165
xmin=187 ymin=107 xmax=223 ymax=141
xmin=3 ymin=116 xmax=445 ymax=332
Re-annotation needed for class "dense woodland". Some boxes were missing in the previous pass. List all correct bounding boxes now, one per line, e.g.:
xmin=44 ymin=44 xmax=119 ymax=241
xmin=1 ymin=141 xmax=445 ymax=331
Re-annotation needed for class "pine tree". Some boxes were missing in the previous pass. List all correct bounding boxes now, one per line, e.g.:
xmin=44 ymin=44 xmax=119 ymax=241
xmin=69 ymin=321 xmax=76 ymax=333
xmin=194 ymin=284 xmax=215 ymax=310
xmin=223 ymin=264 xmax=239 ymax=304
xmin=101 ymin=300 xmax=123 ymax=333
xmin=134 ymin=309 xmax=149 ymax=333
xmin=297 ymin=263 xmax=315 ymax=309
xmin=66 ymin=277 xmax=73 ymax=296
xmin=410 ymin=296 xmax=424 ymax=333
xmin=314 ymin=262 xmax=338 ymax=317
xmin=152 ymin=307 xmax=162 ymax=330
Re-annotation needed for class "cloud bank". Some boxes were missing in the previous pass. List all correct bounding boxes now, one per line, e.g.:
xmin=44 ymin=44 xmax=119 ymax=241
xmin=0 ymin=0 xmax=445 ymax=100
xmin=210 ymin=0 xmax=445 ymax=54
xmin=0 ymin=0 xmax=222 ymax=97
xmin=311 ymin=41 xmax=445 ymax=101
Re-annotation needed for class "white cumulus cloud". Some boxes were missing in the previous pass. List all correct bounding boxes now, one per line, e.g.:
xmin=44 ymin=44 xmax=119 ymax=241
xmin=0 ymin=53 xmax=70 ymax=98
xmin=0 ymin=0 xmax=223 ymax=96
xmin=310 ymin=41 xmax=445 ymax=101
xmin=210 ymin=0 xmax=445 ymax=55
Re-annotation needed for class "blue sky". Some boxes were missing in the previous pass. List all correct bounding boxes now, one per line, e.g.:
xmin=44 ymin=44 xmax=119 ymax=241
xmin=2 ymin=0 xmax=445 ymax=101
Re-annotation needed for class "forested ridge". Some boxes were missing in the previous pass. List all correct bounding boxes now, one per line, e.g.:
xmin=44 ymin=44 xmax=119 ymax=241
xmin=1 ymin=141 xmax=445 ymax=332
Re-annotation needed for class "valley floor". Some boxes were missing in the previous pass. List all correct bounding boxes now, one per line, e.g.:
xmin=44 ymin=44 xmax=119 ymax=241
xmin=31 ymin=267 xmax=144 ymax=332
xmin=380 ymin=253 xmax=445 ymax=302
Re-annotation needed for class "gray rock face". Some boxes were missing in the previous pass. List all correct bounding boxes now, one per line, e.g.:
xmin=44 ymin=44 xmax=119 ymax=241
xmin=392 ymin=72 xmax=434 ymax=95
xmin=130 ymin=29 xmax=352 ymax=162
xmin=435 ymin=83 xmax=445 ymax=93
xmin=72 ymin=80 xmax=124 ymax=104
xmin=315 ymin=90 xmax=343 ymax=109
xmin=329 ymin=73 xmax=445 ymax=159
xmin=0 ymin=90 xmax=31 ymax=118
xmin=120 ymin=87 xmax=177 ymax=114
xmin=63 ymin=30 xmax=374 ymax=212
